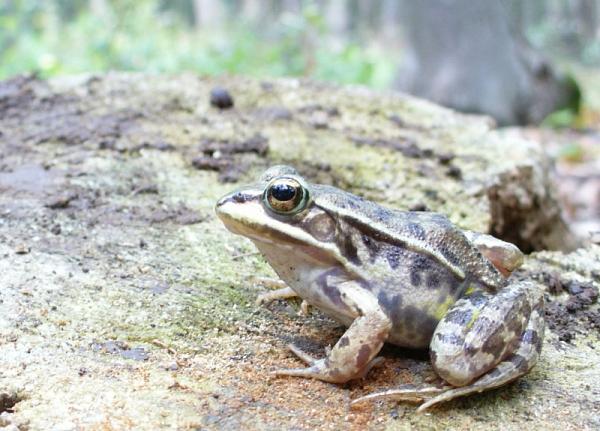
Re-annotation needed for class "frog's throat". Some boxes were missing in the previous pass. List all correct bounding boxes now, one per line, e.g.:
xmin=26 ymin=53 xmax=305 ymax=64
xmin=246 ymin=223 xmax=365 ymax=280
xmin=217 ymin=199 xmax=365 ymax=280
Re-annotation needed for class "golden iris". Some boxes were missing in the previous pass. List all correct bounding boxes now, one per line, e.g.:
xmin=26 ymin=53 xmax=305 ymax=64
xmin=263 ymin=177 xmax=309 ymax=215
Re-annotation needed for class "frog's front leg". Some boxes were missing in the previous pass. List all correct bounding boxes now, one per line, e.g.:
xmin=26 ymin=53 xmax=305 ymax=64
xmin=353 ymin=282 xmax=544 ymax=411
xmin=253 ymin=277 xmax=311 ymax=314
xmin=254 ymin=279 xmax=296 ymax=305
xmin=274 ymin=282 xmax=392 ymax=383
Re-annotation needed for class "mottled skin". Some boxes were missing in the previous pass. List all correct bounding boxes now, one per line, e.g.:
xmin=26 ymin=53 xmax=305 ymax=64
xmin=215 ymin=166 xmax=544 ymax=411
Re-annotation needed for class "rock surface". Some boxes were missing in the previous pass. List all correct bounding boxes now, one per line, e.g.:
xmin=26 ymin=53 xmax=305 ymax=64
xmin=0 ymin=73 xmax=598 ymax=430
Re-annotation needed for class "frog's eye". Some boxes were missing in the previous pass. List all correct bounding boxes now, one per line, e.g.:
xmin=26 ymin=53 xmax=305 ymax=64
xmin=263 ymin=177 xmax=309 ymax=215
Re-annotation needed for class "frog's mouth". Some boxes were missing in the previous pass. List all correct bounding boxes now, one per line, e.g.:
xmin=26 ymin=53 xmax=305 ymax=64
xmin=216 ymin=192 xmax=308 ymax=246
xmin=216 ymin=191 xmax=342 ymax=265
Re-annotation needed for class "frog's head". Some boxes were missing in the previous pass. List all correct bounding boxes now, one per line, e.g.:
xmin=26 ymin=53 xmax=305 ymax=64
xmin=215 ymin=165 xmax=351 ymax=264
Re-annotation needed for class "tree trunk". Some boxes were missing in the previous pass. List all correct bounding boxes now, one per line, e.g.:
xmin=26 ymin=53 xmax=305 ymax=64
xmin=193 ymin=0 xmax=225 ymax=28
xmin=395 ymin=0 xmax=578 ymax=125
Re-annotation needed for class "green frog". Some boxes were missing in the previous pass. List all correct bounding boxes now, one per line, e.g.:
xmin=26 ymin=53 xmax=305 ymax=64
xmin=215 ymin=165 xmax=544 ymax=411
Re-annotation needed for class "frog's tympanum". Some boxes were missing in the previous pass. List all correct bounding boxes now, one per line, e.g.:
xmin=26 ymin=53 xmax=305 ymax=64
xmin=215 ymin=166 xmax=544 ymax=411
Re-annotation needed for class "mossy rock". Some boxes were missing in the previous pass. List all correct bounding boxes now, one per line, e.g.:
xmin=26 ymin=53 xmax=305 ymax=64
xmin=0 ymin=73 xmax=597 ymax=430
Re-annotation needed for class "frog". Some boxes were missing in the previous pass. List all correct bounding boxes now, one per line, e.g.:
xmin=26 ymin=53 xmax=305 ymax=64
xmin=215 ymin=165 xmax=544 ymax=411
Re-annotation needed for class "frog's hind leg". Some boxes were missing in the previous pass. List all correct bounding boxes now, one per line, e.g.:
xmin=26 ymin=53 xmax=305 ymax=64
xmin=417 ymin=291 xmax=544 ymax=411
xmin=352 ymin=282 xmax=544 ymax=411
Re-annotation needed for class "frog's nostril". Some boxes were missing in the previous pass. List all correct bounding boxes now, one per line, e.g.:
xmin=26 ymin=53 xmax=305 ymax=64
xmin=231 ymin=192 xmax=252 ymax=203
xmin=216 ymin=192 xmax=253 ymax=208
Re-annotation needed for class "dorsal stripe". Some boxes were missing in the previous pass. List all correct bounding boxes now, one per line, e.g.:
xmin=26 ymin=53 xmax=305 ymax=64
xmin=317 ymin=203 xmax=466 ymax=280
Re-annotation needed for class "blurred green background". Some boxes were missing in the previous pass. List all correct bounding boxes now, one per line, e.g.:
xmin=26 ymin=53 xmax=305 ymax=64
xmin=0 ymin=0 xmax=398 ymax=88
xmin=2 ymin=0 xmax=600 ymax=126
xmin=3 ymin=2 xmax=599 ymax=82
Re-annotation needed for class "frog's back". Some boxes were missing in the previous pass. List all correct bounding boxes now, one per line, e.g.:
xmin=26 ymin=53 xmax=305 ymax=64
xmin=314 ymin=185 xmax=505 ymax=348
xmin=314 ymin=185 xmax=503 ymax=287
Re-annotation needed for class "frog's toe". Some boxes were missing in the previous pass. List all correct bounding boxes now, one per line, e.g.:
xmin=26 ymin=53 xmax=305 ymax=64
xmin=415 ymin=385 xmax=483 ymax=412
xmin=273 ymin=358 xmax=340 ymax=382
xmin=255 ymin=285 xmax=297 ymax=306
xmin=299 ymin=300 xmax=311 ymax=315
xmin=272 ymin=365 xmax=320 ymax=379
xmin=287 ymin=343 xmax=319 ymax=365
xmin=275 ymin=344 xmax=380 ymax=384
xmin=251 ymin=276 xmax=288 ymax=289
xmin=351 ymin=385 xmax=447 ymax=407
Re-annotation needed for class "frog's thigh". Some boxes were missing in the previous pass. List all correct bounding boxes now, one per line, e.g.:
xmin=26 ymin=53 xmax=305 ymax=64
xmin=431 ymin=281 xmax=544 ymax=387
xmin=275 ymin=282 xmax=392 ymax=384
xmin=420 ymin=288 xmax=543 ymax=411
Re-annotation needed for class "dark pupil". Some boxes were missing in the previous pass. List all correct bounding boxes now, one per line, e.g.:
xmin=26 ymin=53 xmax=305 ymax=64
xmin=271 ymin=183 xmax=296 ymax=201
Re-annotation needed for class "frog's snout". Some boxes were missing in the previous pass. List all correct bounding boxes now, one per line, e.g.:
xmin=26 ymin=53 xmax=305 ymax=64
xmin=214 ymin=194 xmax=241 ymax=233
xmin=214 ymin=192 xmax=237 ymax=220
xmin=215 ymin=188 xmax=264 ymax=228
xmin=215 ymin=193 xmax=230 ymax=210
xmin=216 ymin=191 xmax=255 ymax=208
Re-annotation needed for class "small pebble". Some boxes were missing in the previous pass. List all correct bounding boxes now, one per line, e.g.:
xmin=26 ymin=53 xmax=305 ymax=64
xmin=210 ymin=87 xmax=234 ymax=109
xmin=14 ymin=244 xmax=30 ymax=254
xmin=310 ymin=111 xmax=329 ymax=129
xmin=46 ymin=192 xmax=78 ymax=209
xmin=409 ymin=203 xmax=429 ymax=212
xmin=164 ymin=362 xmax=179 ymax=371
xmin=446 ymin=165 xmax=462 ymax=179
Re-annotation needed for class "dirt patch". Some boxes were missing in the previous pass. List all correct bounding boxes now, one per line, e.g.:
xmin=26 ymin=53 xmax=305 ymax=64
xmin=31 ymin=110 xmax=142 ymax=148
xmin=521 ymin=269 xmax=600 ymax=343
xmin=350 ymin=135 xmax=432 ymax=159
xmin=45 ymin=191 xmax=79 ymax=209
xmin=0 ymin=75 xmax=144 ymax=151
xmin=147 ymin=205 xmax=207 ymax=225
xmin=349 ymin=135 xmax=463 ymax=180
xmin=388 ymin=113 xmax=430 ymax=131
xmin=192 ymin=134 xmax=269 ymax=183
xmin=251 ymin=106 xmax=293 ymax=122
xmin=296 ymin=104 xmax=340 ymax=129
xmin=91 ymin=340 xmax=149 ymax=361
xmin=0 ymin=164 xmax=61 ymax=194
